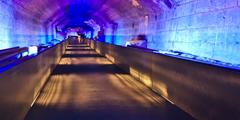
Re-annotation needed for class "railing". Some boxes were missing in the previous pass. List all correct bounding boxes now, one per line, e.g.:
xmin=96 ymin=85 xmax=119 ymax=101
xmin=0 ymin=47 xmax=28 ymax=70
xmin=0 ymin=39 xmax=68 ymax=120
xmin=89 ymin=39 xmax=240 ymax=120
xmin=126 ymin=45 xmax=157 ymax=52
xmin=0 ymin=40 xmax=66 ymax=73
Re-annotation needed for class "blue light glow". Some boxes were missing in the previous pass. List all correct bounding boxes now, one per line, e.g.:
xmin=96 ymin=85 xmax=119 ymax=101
xmin=16 ymin=54 xmax=22 ymax=59
xmin=105 ymin=35 xmax=112 ymax=44
xmin=85 ymin=32 xmax=91 ymax=39
xmin=0 ymin=1 xmax=12 ymax=50
xmin=22 ymin=52 xmax=29 ymax=57
xmin=28 ymin=46 xmax=38 ymax=55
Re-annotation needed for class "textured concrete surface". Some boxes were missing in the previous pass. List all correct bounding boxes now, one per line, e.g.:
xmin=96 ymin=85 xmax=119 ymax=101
xmin=25 ymin=44 xmax=194 ymax=120
xmin=1 ymin=0 xmax=239 ymax=64
xmin=0 ymin=0 xmax=45 ymax=49
xmin=159 ymin=0 xmax=240 ymax=64
xmin=115 ymin=0 xmax=240 ymax=64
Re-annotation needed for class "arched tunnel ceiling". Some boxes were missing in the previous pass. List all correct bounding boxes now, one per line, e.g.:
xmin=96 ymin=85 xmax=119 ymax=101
xmin=12 ymin=0 xmax=166 ymax=29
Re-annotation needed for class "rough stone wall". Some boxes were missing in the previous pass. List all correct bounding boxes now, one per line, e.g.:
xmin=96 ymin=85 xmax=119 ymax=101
xmin=115 ymin=0 xmax=240 ymax=64
xmin=0 ymin=0 xmax=50 ymax=49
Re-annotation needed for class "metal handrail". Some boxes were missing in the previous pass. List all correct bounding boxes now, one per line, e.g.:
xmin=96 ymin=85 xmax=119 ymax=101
xmin=126 ymin=45 xmax=157 ymax=52
xmin=0 ymin=47 xmax=20 ymax=55
xmin=0 ymin=47 xmax=28 ymax=65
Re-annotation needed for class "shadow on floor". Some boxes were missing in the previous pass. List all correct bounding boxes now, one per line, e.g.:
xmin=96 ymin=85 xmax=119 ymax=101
xmin=52 ymin=64 xmax=129 ymax=75
xmin=25 ymin=103 xmax=194 ymax=120
xmin=68 ymin=45 xmax=89 ymax=47
xmin=66 ymin=49 xmax=95 ymax=51
xmin=62 ymin=54 xmax=104 ymax=58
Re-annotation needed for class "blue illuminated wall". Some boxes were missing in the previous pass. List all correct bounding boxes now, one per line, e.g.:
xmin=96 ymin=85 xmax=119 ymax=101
xmin=0 ymin=0 xmax=59 ymax=50
xmin=113 ymin=0 xmax=240 ymax=65
xmin=1 ymin=0 xmax=239 ymax=65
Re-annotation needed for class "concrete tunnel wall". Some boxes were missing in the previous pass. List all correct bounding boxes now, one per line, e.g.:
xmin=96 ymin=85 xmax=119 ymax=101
xmin=111 ymin=0 xmax=240 ymax=65
xmin=0 ymin=0 xmax=61 ymax=50
xmin=1 ymin=0 xmax=240 ymax=64
xmin=0 ymin=0 xmax=240 ymax=119
xmin=0 ymin=0 xmax=240 ymax=64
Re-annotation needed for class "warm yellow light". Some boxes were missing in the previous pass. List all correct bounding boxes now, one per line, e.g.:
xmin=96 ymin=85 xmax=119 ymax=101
xmin=130 ymin=67 xmax=152 ymax=87
xmin=132 ymin=0 xmax=142 ymax=8
xmin=105 ymin=54 xmax=115 ymax=63
xmin=154 ymin=82 xmax=169 ymax=99
xmin=139 ymin=73 xmax=152 ymax=87
xmin=96 ymin=49 xmax=100 ymax=54
xmin=130 ymin=67 xmax=139 ymax=78
xmin=114 ymin=73 xmax=167 ymax=106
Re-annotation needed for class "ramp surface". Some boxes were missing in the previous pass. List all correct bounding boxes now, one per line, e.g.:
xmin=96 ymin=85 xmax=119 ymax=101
xmin=25 ymin=44 xmax=194 ymax=120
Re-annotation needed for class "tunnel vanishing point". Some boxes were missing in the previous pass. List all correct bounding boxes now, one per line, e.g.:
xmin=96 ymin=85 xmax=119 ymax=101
xmin=0 ymin=0 xmax=240 ymax=120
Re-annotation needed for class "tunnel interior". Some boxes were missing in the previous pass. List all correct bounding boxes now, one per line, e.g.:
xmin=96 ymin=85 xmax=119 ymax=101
xmin=1 ymin=0 xmax=240 ymax=68
xmin=1 ymin=0 xmax=240 ymax=120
